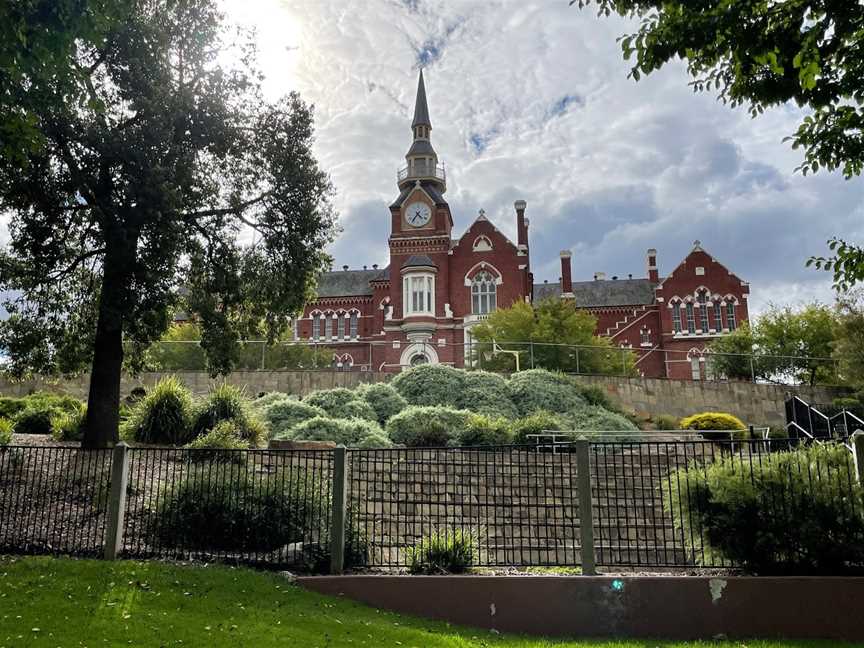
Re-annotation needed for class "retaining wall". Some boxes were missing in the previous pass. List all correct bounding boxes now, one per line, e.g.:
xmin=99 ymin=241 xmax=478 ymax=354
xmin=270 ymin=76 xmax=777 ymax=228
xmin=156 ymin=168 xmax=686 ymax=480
xmin=298 ymin=575 xmax=864 ymax=641
xmin=0 ymin=371 xmax=848 ymax=427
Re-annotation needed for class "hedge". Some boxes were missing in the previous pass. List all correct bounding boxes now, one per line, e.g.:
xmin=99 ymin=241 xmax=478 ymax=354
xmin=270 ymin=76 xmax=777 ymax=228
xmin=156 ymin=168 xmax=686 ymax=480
xmin=263 ymin=400 xmax=328 ymax=439
xmin=357 ymin=383 xmax=407 ymax=425
xmin=390 ymin=364 xmax=466 ymax=408
xmin=386 ymin=405 xmax=470 ymax=447
xmin=455 ymin=371 xmax=518 ymax=419
xmin=290 ymin=416 xmax=383 ymax=446
xmin=666 ymin=444 xmax=864 ymax=574
xmin=506 ymin=369 xmax=586 ymax=416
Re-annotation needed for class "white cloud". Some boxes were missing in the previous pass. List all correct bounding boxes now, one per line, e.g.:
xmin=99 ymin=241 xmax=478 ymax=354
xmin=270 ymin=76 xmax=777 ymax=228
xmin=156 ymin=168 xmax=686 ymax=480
xmin=222 ymin=0 xmax=864 ymax=316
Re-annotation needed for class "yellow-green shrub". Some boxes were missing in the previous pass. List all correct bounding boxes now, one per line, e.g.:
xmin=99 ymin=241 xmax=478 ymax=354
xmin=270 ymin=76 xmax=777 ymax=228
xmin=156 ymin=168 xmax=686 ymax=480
xmin=679 ymin=412 xmax=746 ymax=440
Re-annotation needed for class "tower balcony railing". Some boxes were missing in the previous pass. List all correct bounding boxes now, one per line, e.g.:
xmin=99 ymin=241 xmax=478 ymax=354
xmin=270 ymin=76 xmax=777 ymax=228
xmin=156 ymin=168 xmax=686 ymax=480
xmin=397 ymin=163 xmax=446 ymax=185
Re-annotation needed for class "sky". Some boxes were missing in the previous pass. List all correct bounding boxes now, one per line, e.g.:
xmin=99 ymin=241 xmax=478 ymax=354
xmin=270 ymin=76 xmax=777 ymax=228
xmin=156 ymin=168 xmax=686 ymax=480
xmin=226 ymin=1 xmax=859 ymax=314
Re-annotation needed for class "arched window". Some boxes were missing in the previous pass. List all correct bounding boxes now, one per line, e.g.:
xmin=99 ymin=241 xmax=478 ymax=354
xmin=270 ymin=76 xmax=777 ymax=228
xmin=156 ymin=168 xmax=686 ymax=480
xmin=471 ymin=271 xmax=497 ymax=314
xmin=714 ymin=300 xmax=723 ymax=332
xmin=697 ymin=290 xmax=709 ymax=332
xmin=324 ymin=312 xmax=333 ymax=339
xmin=312 ymin=313 xmax=321 ymax=339
xmin=671 ymin=302 xmax=682 ymax=333
xmin=685 ymin=302 xmax=696 ymax=334
xmin=727 ymin=302 xmax=737 ymax=331
xmin=337 ymin=312 xmax=346 ymax=338
xmin=349 ymin=311 xmax=359 ymax=338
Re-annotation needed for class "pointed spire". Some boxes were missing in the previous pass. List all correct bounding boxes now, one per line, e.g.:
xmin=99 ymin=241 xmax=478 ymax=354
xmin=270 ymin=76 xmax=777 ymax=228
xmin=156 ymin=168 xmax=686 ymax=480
xmin=412 ymin=69 xmax=431 ymax=128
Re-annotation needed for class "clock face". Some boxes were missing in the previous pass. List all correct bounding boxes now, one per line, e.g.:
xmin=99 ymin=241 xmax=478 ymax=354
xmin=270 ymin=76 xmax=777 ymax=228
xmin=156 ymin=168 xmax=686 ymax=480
xmin=406 ymin=202 xmax=432 ymax=228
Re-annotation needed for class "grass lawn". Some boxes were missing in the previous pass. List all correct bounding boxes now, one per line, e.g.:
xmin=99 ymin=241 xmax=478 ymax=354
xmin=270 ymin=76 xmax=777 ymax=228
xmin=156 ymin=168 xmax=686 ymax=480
xmin=0 ymin=557 xmax=859 ymax=648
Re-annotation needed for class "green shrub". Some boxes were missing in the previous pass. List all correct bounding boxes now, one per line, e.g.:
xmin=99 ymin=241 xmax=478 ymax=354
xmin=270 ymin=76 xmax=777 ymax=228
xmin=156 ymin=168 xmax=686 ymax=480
xmin=150 ymin=468 xmax=314 ymax=553
xmin=680 ymin=411 xmax=746 ymax=440
xmin=263 ymin=400 xmax=328 ymax=439
xmin=303 ymin=388 xmax=359 ymax=415
xmin=666 ymin=444 xmax=864 ymax=574
xmin=0 ymin=397 xmax=26 ymax=420
xmin=390 ymin=364 xmax=466 ymax=408
xmin=386 ymin=406 xmax=470 ymax=447
xmin=407 ymin=529 xmax=475 ymax=574
xmin=192 ymin=383 xmax=247 ymax=435
xmin=357 ymin=383 xmax=408 ymax=425
xmin=833 ymin=396 xmax=862 ymax=409
xmin=576 ymin=383 xmax=619 ymax=413
xmin=455 ymin=371 xmax=518 ymax=419
xmin=51 ymin=405 xmax=87 ymax=442
xmin=23 ymin=392 xmax=82 ymax=413
xmin=290 ymin=416 xmax=383 ymax=446
xmin=508 ymin=411 xmax=565 ymax=444
xmin=654 ymin=414 xmax=681 ymax=430
xmin=252 ymin=391 xmax=294 ymax=412
xmin=506 ymin=369 xmax=586 ymax=416
xmin=456 ymin=413 xmax=513 ymax=446
xmin=184 ymin=420 xmax=250 ymax=463
xmin=0 ymin=418 xmax=12 ymax=446
xmin=123 ymin=376 xmax=195 ymax=445
xmin=561 ymin=406 xmax=639 ymax=433
xmin=336 ymin=399 xmax=378 ymax=422
xmin=13 ymin=405 xmax=63 ymax=435
xmin=356 ymin=432 xmax=394 ymax=449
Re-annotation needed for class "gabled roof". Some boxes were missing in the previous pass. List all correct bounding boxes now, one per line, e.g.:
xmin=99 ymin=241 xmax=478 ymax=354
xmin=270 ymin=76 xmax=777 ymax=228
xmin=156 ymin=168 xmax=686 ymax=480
xmin=390 ymin=181 xmax=448 ymax=209
xmin=657 ymin=241 xmax=748 ymax=289
xmin=533 ymin=278 xmax=656 ymax=307
xmin=315 ymin=268 xmax=387 ymax=298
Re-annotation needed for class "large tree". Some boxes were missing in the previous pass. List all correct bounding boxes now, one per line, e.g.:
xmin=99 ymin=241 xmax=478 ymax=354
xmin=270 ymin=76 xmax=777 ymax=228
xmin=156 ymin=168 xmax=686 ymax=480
xmin=0 ymin=0 xmax=336 ymax=446
xmin=573 ymin=0 xmax=864 ymax=289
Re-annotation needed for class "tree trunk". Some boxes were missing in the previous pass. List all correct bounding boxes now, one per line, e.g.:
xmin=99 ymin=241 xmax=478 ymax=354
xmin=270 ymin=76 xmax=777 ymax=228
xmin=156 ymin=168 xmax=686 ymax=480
xmin=82 ymin=243 xmax=129 ymax=448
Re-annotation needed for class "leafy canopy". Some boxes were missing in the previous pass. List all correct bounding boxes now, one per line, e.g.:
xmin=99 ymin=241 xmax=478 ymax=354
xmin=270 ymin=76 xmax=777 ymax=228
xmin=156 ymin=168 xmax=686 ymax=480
xmin=573 ymin=1 xmax=864 ymax=290
xmin=0 ymin=0 xmax=336 ymax=445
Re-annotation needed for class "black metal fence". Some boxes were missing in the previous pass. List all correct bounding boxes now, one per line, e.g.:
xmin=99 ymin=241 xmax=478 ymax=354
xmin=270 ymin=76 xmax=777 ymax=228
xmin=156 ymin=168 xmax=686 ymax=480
xmin=1 ymin=438 xmax=861 ymax=572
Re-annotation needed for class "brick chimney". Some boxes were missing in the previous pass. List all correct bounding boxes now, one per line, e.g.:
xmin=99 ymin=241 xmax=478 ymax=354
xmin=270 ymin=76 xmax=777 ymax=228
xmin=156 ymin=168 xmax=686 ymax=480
xmin=560 ymin=250 xmax=573 ymax=297
xmin=647 ymin=248 xmax=659 ymax=283
xmin=515 ymin=200 xmax=528 ymax=252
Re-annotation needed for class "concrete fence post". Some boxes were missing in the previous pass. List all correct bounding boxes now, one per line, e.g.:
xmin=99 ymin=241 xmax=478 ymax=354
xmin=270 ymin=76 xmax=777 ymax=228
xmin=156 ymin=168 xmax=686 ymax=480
xmin=103 ymin=441 xmax=130 ymax=560
xmin=330 ymin=446 xmax=348 ymax=574
xmin=574 ymin=438 xmax=596 ymax=575
xmin=851 ymin=431 xmax=864 ymax=485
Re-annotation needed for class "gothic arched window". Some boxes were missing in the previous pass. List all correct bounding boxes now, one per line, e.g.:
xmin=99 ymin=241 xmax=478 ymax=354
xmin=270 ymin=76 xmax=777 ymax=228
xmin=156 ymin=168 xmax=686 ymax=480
xmin=471 ymin=271 xmax=497 ymax=314
xmin=697 ymin=290 xmax=709 ymax=332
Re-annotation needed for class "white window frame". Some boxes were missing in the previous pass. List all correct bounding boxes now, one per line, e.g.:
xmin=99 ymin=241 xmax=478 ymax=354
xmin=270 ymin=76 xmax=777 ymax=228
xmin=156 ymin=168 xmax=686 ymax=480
xmin=672 ymin=304 xmax=682 ymax=333
xmin=685 ymin=302 xmax=696 ymax=334
xmin=403 ymin=272 xmax=435 ymax=317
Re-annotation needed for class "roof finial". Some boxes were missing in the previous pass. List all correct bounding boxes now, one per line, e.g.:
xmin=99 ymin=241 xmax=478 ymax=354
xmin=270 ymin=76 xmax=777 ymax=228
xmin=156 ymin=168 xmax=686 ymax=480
xmin=478 ymin=208 xmax=486 ymax=220
xmin=412 ymin=69 xmax=431 ymax=128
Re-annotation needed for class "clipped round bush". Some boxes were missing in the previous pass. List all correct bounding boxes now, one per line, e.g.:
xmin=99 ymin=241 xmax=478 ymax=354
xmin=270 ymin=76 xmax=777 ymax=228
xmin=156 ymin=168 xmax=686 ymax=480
xmin=390 ymin=364 xmax=466 ymax=408
xmin=13 ymin=405 xmax=62 ymax=435
xmin=252 ymin=391 xmax=294 ymax=412
xmin=507 ymin=369 xmax=586 ymax=416
xmin=456 ymin=413 xmax=513 ymax=446
xmin=51 ymin=405 xmax=87 ymax=442
xmin=0 ymin=418 xmax=12 ymax=446
xmin=303 ymin=388 xmax=359 ymax=415
xmin=386 ymin=405 xmax=470 ymax=448
xmin=456 ymin=371 xmax=518 ymax=419
xmin=680 ymin=411 xmax=746 ymax=440
xmin=124 ymin=376 xmax=194 ymax=445
xmin=191 ymin=383 xmax=267 ymax=446
xmin=407 ymin=529 xmax=475 ymax=575
xmin=562 ymin=406 xmax=639 ymax=433
xmin=263 ymin=400 xmax=328 ymax=439
xmin=150 ymin=469 xmax=314 ymax=553
xmin=290 ymin=416 xmax=383 ymax=446
xmin=336 ymin=399 xmax=378 ymax=422
xmin=184 ymin=420 xmax=250 ymax=463
xmin=357 ymin=432 xmax=394 ymax=449
xmin=509 ymin=410 xmax=565 ymax=444
xmin=357 ymin=383 xmax=408 ymax=425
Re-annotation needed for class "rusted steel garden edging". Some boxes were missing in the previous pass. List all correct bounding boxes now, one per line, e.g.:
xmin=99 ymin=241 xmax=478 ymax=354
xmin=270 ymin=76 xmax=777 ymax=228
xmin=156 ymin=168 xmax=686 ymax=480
xmin=297 ymin=575 xmax=864 ymax=641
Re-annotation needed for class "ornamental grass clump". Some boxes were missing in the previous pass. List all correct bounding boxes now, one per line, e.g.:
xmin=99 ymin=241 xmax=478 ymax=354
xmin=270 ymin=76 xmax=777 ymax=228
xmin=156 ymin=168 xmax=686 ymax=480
xmin=506 ymin=369 xmax=586 ymax=416
xmin=390 ymin=364 xmax=466 ymax=408
xmin=455 ymin=413 xmax=513 ymax=446
xmin=263 ymin=400 xmax=328 ymax=439
xmin=385 ymin=405 xmax=470 ymax=447
xmin=666 ymin=443 xmax=864 ymax=575
xmin=456 ymin=371 xmax=518 ymax=419
xmin=123 ymin=376 xmax=194 ymax=445
xmin=51 ymin=404 xmax=87 ymax=442
xmin=508 ymin=410 xmax=564 ymax=444
xmin=407 ymin=529 xmax=476 ymax=574
xmin=0 ymin=418 xmax=12 ymax=446
xmin=561 ymin=406 xmax=639 ymax=435
xmin=184 ymin=420 xmax=250 ymax=463
xmin=357 ymin=383 xmax=407 ymax=425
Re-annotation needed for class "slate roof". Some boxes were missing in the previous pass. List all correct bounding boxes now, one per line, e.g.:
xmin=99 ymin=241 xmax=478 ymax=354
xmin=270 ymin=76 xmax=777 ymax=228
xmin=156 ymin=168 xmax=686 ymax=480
xmin=315 ymin=268 xmax=386 ymax=298
xmin=412 ymin=70 xmax=431 ymax=127
xmin=533 ymin=278 xmax=656 ymax=307
xmin=402 ymin=255 xmax=436 ymax=269
xmin=407 ymin=139 xmax=436 ymax=157
xmin=390 ymin=181 xmax=448 ymax=209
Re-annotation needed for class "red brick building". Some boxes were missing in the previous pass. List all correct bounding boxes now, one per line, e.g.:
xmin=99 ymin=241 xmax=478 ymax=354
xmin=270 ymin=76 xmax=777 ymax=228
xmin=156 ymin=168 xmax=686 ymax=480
xmin=295 ymin=72 xmax=750 ymax=378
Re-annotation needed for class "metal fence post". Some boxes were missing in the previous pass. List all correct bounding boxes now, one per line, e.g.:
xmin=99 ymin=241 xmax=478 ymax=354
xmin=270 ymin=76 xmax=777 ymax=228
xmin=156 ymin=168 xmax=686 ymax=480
xmin=851 ymin=431 xmax=864 ymax=485
xmin=103 ymin=441 xmax=130 ymax=560
xmin=330 ymin=446 xmax=348 ymax=574
xmin=574 ymin=438 xmax=596 ymax=575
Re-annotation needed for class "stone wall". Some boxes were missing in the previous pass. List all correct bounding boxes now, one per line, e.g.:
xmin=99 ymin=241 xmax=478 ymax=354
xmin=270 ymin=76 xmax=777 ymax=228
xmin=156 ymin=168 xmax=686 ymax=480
xmin=0 ymin=370 xmax=848 ymax=427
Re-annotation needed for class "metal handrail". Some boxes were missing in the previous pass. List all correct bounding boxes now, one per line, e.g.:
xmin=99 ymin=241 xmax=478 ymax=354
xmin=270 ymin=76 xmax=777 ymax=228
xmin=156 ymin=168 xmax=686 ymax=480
xmin=397 ymin=163 xmax=446 ymax=183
